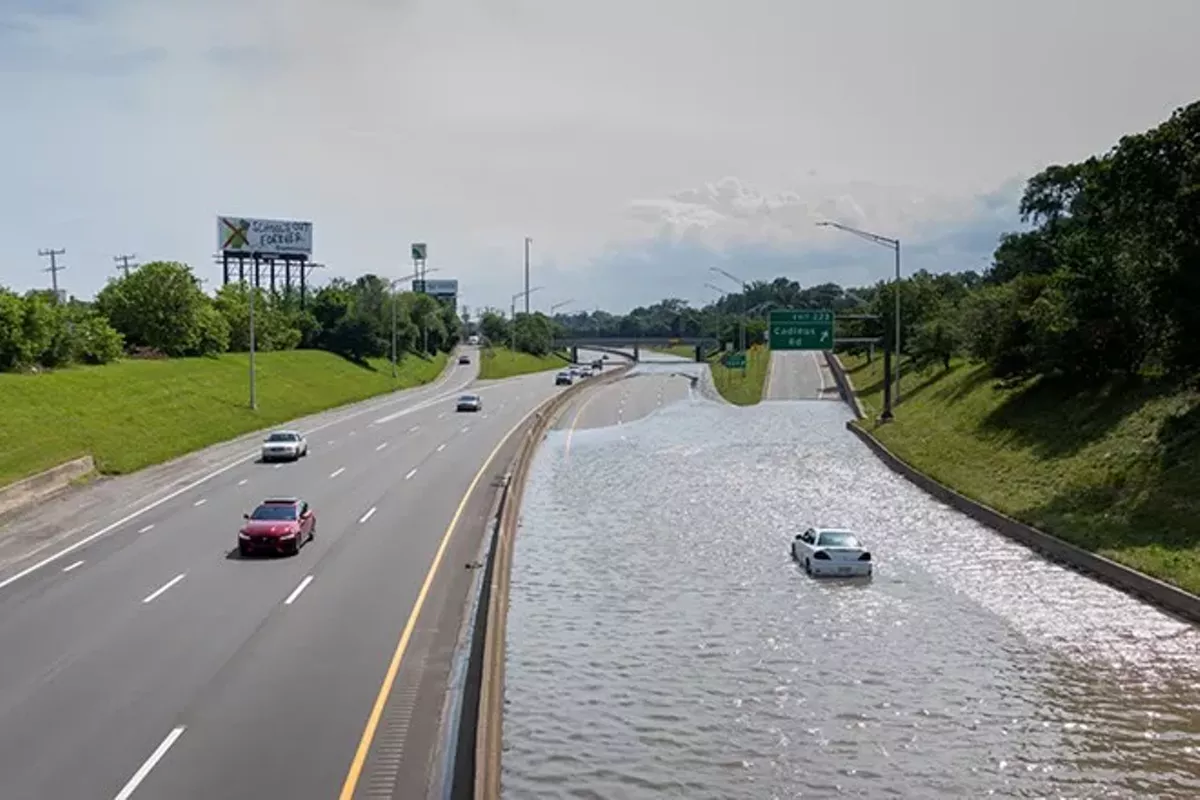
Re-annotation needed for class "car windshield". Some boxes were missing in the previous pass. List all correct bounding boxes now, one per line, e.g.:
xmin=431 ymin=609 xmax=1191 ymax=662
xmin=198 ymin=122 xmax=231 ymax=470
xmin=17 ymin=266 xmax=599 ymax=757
xmin=817 ymin=531 xmax=860 ymax=548
xmin=460 ymin=395 xmax=477 ymax=402
xmin=251 ymin=504 xmax=298 ymax=521
xmin=266 ymin=433 xmax=297 ymax=442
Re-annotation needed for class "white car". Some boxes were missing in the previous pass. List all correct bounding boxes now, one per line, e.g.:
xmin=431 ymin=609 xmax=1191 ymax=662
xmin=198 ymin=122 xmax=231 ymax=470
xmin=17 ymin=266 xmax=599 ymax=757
xmin=792 ymin=528 xmax=873 ymax=577
xmin=262 ymin=430 xmax=308 ymax=462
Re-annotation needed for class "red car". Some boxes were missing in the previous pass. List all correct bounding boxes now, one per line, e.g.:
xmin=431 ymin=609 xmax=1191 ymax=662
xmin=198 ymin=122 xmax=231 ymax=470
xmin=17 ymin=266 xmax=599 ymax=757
xmin=238 ymin=497 xmax=315 ymax=557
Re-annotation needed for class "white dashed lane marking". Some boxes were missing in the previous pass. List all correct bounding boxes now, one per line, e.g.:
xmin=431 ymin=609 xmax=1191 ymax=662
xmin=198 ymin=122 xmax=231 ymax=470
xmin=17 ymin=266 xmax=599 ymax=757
xmin=142 ymin=573 xmax=186 ymax=604
xmin=358 ymin=507 xmax=377 ymax=524
xmin=330 ymin=467 xmax=345 ymax=478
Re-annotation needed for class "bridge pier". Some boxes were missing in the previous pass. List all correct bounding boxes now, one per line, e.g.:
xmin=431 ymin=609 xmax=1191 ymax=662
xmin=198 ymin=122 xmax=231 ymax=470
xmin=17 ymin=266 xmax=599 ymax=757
xmin=633 ymin=343 xmax=639 ymax=362
xmin=571 ymin=345 xmax=579 ymax=363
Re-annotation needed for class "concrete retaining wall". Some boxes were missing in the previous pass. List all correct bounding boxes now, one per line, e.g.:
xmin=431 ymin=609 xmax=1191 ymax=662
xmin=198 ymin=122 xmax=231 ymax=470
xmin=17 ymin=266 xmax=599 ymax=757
xmin=0 ymin=456 xmax=95 ymax=518
xmin=823 ymin=351 xmax=866 ymax=419
xmin=826 ymin=351 xmax=1200 ymax=625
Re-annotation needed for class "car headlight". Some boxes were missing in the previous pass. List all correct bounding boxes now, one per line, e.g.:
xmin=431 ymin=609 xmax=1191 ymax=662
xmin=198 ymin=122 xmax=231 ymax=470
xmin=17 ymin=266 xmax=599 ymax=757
xmin=239 ymin=531 xmax=250 ymax=539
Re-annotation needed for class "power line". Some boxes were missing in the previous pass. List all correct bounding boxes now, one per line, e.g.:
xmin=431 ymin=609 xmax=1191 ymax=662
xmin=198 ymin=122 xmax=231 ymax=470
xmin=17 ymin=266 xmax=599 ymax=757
xmin=37 ymin=248 xmax=66 ymax=296
xmin=114 ymin=253 xmax=138 ymax=277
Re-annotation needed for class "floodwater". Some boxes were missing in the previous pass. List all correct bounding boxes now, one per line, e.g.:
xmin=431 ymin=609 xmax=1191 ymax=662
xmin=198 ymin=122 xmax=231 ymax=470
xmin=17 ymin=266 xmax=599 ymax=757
xmin=502 ymin=367 xmax=1200 ymax=799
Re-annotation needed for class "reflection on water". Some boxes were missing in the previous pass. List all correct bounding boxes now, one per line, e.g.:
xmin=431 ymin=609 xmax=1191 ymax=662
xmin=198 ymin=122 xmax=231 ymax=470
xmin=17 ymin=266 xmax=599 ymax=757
xmin=503 ymin=395 xmax=1200 ymax=799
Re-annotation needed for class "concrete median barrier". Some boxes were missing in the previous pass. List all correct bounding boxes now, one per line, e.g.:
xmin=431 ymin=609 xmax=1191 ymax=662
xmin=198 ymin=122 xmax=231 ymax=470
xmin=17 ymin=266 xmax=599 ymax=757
xmin=433 ymin=364 xmax=634 ymax=800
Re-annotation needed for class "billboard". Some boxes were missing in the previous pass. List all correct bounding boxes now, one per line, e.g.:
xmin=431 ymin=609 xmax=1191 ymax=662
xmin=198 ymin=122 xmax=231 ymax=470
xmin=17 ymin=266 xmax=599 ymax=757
xmin=413 ymin=278 xmax=458 ymax=296
xmin=217 ymin=216 xmax=313 ymax=257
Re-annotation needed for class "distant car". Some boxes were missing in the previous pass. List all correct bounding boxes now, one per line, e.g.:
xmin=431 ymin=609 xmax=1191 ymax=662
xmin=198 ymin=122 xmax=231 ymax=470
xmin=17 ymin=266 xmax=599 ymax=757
xmin=458 ymin=354 xmax=471 ymax=365
xmin=467 ymin=335 xmax=480 ymax=345
xmin=457 ymin=393 xmax=482 ymax=412
xmin=592 ymin=359 xmax=603 ymax=371
xmin=261 ymin=430 xmax=307 ymax=462
xmin=579 ymin=366 xmax=593 ymax=377
xmin=792 ymin=528 xmax=873 ymax=577
xmin=555 ymin=371 xmax=574 ymax=386
xmin=238 ymin=497 xmax=315 ymax=557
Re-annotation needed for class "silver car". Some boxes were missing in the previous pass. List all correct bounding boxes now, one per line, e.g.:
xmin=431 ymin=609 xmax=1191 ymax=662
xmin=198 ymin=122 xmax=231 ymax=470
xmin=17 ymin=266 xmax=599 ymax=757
xmin=262 ymin=430 xmax=308 ymax=462
xmin=456 ymin=393 xmax=483 ymax=412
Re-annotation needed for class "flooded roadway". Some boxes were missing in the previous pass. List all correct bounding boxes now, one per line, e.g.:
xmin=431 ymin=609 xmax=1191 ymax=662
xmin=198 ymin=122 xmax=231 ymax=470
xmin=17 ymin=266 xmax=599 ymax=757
xmin=503 ymin=362 xmax=1200 ymax=799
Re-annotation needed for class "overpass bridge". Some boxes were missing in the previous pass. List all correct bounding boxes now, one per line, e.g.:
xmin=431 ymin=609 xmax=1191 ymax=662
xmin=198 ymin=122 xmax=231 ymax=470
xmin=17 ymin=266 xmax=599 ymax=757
xmin=558 ymin=336 xmax=717 ymax=362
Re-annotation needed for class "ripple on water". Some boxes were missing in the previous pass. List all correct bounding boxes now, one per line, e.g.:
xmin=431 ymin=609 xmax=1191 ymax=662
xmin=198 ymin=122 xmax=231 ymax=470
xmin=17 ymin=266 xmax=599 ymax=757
xmin=503 ymin=396 xmax=1200 ymax=799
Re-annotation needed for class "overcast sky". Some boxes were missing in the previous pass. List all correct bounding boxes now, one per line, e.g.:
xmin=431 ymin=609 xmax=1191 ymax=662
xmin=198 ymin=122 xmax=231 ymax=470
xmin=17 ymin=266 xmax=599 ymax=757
xmin=2 ymin=0 xmax=1197 ymax=313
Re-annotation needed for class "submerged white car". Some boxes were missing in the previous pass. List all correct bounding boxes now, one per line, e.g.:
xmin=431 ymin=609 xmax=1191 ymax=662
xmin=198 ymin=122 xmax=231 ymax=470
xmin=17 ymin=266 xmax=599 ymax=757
xmin=792 ymin=527 xmax=873 ymax=577
xmin=261 ymin=430 xmax=308 ymax=462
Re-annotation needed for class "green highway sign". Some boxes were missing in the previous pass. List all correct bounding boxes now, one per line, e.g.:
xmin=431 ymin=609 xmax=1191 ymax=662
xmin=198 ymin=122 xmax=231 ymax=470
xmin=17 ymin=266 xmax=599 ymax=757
xmin=769 ymin=309 xmax=834 ymax=350
xmin=723 ymin=352 xmax=747 ymax=369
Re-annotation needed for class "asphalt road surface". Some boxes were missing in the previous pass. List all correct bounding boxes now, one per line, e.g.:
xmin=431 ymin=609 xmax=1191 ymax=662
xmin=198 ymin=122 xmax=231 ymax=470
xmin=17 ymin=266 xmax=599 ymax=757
xmin=763 ymin=349 xmax=837 ymax=400
xmin=554 ymin=369 xmax=693 ymax=432
xmin=0 ymin=349 xmax=590 ymax=800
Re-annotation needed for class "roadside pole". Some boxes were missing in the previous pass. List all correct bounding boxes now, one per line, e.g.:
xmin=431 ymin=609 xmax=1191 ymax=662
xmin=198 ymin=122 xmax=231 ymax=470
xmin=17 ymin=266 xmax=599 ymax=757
xmin=249 ymin=257 xmax=258 ymax=410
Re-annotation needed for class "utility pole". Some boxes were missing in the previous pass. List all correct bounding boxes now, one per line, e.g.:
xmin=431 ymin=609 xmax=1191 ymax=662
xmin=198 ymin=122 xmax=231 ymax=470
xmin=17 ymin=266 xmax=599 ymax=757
xmin=38 ymin=248 xmax=66 ymax=298
xmin=114 ymin=253 xmax=138 ymax=278
xmin=523 ymin=236 xmax=532 ymax=315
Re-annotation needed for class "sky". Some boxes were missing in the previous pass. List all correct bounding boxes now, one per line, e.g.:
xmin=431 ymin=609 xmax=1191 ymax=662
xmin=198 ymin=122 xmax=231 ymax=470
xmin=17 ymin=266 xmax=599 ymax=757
xmin=1 ymin=0 xmax=1198 ymax=315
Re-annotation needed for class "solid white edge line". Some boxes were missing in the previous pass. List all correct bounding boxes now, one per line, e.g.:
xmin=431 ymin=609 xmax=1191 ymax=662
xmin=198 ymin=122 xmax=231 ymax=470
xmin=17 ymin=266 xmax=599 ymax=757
xmin=358 ymin=507 xmax=377 ymax=524
xmin=0 ymin=368 xmax=480 ymax=592
xmin=62 ymin=560 xmax=84 ymax=572
xmin=192 ymin=498 xmax=207 ymax=506
xmin=284 ymin=575 xmax=315 ymax=605
xmin=112 ymin=725 xmax=186 ymax=800
xmin=142 ymin=573 xmax=186 ymax=604
xmin=330 ymin=467 xmax=345 ymax=478
xmin=405 ymin=468 xmax=417 ymax=480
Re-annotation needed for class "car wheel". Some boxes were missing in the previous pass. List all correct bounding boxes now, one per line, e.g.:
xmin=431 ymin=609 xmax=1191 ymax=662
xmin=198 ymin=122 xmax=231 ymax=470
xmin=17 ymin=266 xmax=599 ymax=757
xmin=804 ymin=559 xmax=811 ymax=575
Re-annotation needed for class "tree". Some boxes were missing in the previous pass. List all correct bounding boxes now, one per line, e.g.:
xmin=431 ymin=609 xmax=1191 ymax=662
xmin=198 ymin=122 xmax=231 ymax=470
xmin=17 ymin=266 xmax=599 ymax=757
xmin=96 ymin=261 xmax=223 ymax=356
xmin=479 ymin=311 xmax=509 ymax=347
xmin=512 ymin=312 xmax=553 ymax=355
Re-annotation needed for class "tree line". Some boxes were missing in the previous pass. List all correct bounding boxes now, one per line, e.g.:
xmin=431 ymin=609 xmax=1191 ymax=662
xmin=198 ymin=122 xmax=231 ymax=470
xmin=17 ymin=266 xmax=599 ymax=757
xmin=549 ymin=100 xmax=1200 ymax=383
xmin=0 ymin=261 xmax=462 ymax=373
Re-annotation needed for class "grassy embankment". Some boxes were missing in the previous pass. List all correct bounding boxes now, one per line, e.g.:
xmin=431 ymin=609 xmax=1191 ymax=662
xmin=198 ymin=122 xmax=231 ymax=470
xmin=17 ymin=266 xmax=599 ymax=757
xmin=0 ymin=350 xmax=447 ymax=488
xmin=477 ymin=346 xmax=570 ymax=380
xmin=840 ymin=352 xmax=1200 ymax=595
xmin=707 ymin=344 xmax=771 ymax=406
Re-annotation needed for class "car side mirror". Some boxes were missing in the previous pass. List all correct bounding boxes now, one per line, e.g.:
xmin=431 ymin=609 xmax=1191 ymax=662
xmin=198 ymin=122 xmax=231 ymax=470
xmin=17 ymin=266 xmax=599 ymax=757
xmin=243 ymin=513 xmax=250 ymax=520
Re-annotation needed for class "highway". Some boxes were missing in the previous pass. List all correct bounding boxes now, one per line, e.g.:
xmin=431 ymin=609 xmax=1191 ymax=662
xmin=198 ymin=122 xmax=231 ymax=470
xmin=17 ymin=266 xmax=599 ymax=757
xmin=504 ymin=355 xmax=1200 ymax=798
xmin=0 ymin=348 xmax=599 ymax=800
xmin=763 ymin=349 xmax=836 ymax=400
xmin=555 ymin=367 xmax=693 ymax=433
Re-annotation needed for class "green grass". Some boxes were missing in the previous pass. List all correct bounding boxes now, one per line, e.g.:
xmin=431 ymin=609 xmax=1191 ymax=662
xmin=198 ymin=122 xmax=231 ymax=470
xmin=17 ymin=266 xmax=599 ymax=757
xmin=839 ymin=352 xmax=1200 ymax=596
xmin=477 ymin=347 xmax=569 ymax=380
xmin=0 ymin=349 xmax=447 ymax=487
xmin=649 ymin=344 xmax=697 ymax=359
xmin=707 ymin=344 xmax=771 ymax=406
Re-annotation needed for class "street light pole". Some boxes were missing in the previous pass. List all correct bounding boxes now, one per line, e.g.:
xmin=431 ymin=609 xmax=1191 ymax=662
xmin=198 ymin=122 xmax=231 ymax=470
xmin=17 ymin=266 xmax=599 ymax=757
xmin=523 ymin=237 xmax=532 ymax=315
xmin=510 ymin=286 xmax=544 ymax=350
xmin=710 ymin=266 xmax=749 ymax=376
xmin=817 ymin=220 xmax=902 ymax=418
xmin=248 ymin=259 xmax=258 ymax=410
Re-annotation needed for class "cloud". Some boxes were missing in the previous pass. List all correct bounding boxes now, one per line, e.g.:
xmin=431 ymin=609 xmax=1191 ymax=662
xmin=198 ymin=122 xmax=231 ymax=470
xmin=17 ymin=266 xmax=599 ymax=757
xmin=536 ymin=177 xmax=1025 ymax=313
xmin=1 ymin=0 xmax=1198 ymax=312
